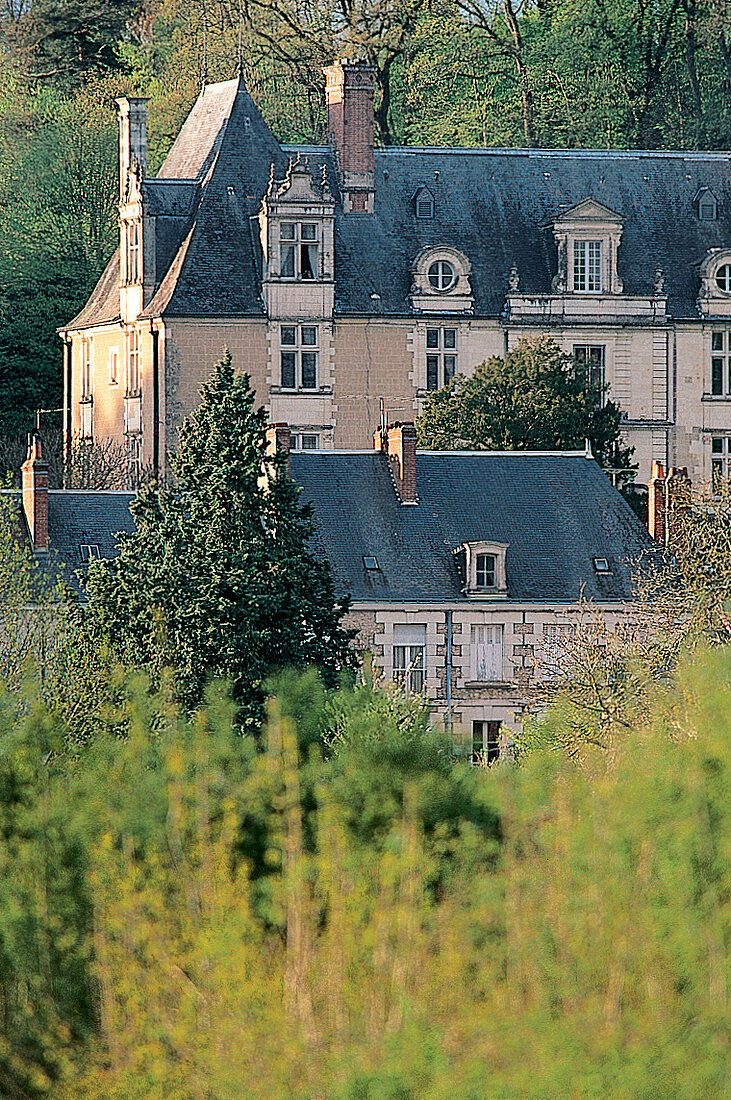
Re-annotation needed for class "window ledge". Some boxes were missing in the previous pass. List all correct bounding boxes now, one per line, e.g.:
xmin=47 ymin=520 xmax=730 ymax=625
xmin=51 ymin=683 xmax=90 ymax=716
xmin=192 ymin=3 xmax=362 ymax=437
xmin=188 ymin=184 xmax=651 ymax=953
xmin=271 ymin=385 xmax=332 ymax=396
xmin=464 ymin=680 xmax=513 ymax=689
xmin=702 ymin=394 xmax=731 ymax=402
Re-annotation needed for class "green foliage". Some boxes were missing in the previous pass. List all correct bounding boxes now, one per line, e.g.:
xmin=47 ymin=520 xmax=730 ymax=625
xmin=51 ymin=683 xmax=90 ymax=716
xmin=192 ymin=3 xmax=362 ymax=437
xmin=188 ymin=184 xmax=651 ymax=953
xmin=81 ymin=350 xmax=356 ymax=727
xmin=417 ymin=335 xmax=634 ymax=475
xmin=0 ymin=642 xmax=729 ymax=1095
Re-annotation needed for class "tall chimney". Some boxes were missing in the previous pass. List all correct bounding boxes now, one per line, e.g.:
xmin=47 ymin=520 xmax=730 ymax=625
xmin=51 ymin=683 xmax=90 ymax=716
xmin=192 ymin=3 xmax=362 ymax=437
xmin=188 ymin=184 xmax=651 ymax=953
xmin=116 ymin=97 xmax=149 ymax=200
xmin=324 ymin=59 xmax=375 ymax=214
xmin=648 ymin=460 xmax=666 ymax=544
xmin=375 ymin=422 xmax=418 ymax=504
xmin=648 ymin=461 xmax=690 ymax=547
xmin=21 ymin=434 xmax=49 ymax=554
xmin=265 ymin=423 xmax=292 ymax=478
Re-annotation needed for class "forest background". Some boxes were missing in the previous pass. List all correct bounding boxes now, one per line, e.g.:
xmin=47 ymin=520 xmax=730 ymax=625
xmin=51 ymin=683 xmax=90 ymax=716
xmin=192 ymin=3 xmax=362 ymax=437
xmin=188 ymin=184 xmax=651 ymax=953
xmin=3 ymin=0 xmax=731 ymax=440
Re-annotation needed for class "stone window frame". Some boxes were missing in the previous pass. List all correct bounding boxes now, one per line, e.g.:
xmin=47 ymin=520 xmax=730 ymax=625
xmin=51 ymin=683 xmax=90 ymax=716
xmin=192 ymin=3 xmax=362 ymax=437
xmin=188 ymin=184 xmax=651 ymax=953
xmin=699 ymin=249 xmax=731 ymax=301
xmin=278 ymin=220 xmax=320 ymax=281
xmin=279 ymin=323 xmax=319 ymax=391
xmin=551 ymin=199 xmax=624 ymax=295
xmin=411 ymin=245 xmax=472 ymax=305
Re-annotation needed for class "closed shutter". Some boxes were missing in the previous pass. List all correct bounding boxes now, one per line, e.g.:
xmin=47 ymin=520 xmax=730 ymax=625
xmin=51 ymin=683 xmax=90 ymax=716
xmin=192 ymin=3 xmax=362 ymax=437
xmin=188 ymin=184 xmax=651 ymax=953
xmin=472 ymin=625 xmax=503 ymax=682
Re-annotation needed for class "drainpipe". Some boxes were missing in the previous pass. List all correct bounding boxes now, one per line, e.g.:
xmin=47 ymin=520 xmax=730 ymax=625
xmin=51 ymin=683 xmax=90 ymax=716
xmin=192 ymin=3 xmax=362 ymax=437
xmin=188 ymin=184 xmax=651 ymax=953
xmin=446 ymin=609 xmax=453 ymax=734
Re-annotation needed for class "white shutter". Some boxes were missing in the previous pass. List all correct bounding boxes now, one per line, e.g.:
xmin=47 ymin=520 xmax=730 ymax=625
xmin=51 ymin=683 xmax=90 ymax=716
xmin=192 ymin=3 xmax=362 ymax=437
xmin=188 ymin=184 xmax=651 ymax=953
xmin=472 ymin=625 xmax=503 ymax=681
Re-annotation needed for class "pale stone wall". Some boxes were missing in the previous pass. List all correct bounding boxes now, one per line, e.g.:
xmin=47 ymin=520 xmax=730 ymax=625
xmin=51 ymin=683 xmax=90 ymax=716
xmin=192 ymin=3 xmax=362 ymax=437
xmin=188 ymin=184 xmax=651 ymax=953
xmin=344 ymin=601 xmax=631 ymax=749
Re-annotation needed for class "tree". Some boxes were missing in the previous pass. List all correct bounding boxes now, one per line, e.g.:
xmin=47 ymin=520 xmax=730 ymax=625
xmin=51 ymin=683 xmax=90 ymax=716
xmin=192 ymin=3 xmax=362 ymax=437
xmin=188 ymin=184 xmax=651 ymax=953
xmin=416 ymin=335 xmax=634 ymax=477
xmin=81 ymin=350 xmax=356 ymax=726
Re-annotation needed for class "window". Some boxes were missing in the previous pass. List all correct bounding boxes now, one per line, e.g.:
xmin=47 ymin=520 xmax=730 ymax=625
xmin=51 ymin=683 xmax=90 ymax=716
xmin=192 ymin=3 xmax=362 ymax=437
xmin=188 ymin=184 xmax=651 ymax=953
xmin=290 ymin=432 xmax=319 ymax=450
xmin=280 ymin=325 xmax=318 ymax=390
xmin=393 ymin=624 xmax=426 ymax=694
xmin=476 ymin=553 xmax=496 ymax=588
xmin=80 ymin=337 xmax=92 ymax=399
xmin=710 ymin=331 xmax=731 ymax=396
xmin=471 ymin=720 xmax=501 ymax=765
xmin=573 ymin=240 xmax=602 ymax=292
xmin=711 ymin=436 xmax=731 ymax=485
xmin=109 ymin=348 xmax=119 ymax=386
xmin=541 ymin=623 xmax=573 ymax=678
xmin=716 ymin=264 xmax=731 ymax=293
xmin=279 ymin=222 xmax=318 ymax=280
xmin=127 ymin=434 xmax=142 ymax=489
xmin=428 ymin=259 xmax=456 ymax=292
xmin=573 ymin=345 xmax=605 ymax=404
xmin=426 ymin=327 xmax=457 ymax=390
xmin=79 ymin=544 xmax=101 ymax=561
xmin=415 ymin=188 xmax=434 ymax=219
xmin=593 ymin=557 xmax=611 ymax=573
xmin=697 ymin=189 xmax=718 ymax=220
xmin=363 ymin=555 xmax=380 ymax=571
xmin=125 ymin=220 xmax=141 ymax=285
xmin=471 ymin=624 xmax=503 ymax=682
xmin=127 ymin=328 xmax=140 ymax=395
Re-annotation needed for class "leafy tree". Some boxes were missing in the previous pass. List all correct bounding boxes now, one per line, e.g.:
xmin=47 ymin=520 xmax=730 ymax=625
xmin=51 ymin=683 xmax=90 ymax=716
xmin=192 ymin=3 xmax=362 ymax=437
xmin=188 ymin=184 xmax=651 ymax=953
xmin=417 ymin=335 xmax=634 ymax=476
xmin=81 ymin=350 xmax=356 ymax=727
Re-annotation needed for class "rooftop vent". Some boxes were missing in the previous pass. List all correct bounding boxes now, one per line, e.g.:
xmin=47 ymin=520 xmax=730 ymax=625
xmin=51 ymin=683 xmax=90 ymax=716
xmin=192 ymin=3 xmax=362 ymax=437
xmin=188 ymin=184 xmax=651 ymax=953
xmin=695 ymin=187 xmax=718 ymax=220
xmin=414 ymin=186 xmax=434 ymax=219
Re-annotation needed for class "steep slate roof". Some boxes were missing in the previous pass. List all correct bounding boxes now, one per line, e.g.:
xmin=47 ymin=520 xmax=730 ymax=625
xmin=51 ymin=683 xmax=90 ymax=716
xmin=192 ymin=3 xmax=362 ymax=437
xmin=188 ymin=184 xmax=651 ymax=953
xmin=47 ymin=491 xmax=135 ymax=589
xmin=290 ymin=450 xmax=654 ymax=603
xmin=67 ymin=75 xmax=731 ymax=331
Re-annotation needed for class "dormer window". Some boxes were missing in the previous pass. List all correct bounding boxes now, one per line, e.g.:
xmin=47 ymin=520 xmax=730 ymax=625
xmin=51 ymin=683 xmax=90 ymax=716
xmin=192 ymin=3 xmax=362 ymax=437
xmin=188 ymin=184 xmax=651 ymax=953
xmin=428 ymin=260 xmax=456 ymax=292
xmin=476 ymin=553 xmax=496 ymax=587
xmin=124 ymin=220 xmax=141 ymax=286
xmin=280 ymin=222 xmax=318 ymax=279
xmin=458 ymin=540 xmax=508 ymax=597
xmin=696 ymin=188 xmax=718 ymax=220
xmin=573 ymin=240 xmax=602 ymax=292
xmin=716 ymin=264 xmax=731 ymax=293
xmin=414 ymin=186 xmax=434 ymax=219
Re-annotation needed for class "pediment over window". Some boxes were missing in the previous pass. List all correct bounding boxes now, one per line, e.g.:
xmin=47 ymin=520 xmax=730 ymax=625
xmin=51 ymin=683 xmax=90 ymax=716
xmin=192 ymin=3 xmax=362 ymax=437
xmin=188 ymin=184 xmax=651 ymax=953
xmin=551 ymin=197 xmax=624 ymax=295
xmin=411 ymin=245 xmax=473 ymax=313
xmin=552 ymin=198 xmax=624 ymax=226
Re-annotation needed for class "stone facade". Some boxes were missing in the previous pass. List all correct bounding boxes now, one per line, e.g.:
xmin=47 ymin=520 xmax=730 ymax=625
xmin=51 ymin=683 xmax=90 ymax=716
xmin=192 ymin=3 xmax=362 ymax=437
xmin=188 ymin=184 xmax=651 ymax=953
xmin=60 ymin=65 xmax=731 ymax=487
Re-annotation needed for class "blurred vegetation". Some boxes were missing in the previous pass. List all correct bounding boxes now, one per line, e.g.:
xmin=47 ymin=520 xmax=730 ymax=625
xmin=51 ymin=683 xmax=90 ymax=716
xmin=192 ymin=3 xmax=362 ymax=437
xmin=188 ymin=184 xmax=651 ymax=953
xmin=0 ymin=618 xmax=728 ymax=1096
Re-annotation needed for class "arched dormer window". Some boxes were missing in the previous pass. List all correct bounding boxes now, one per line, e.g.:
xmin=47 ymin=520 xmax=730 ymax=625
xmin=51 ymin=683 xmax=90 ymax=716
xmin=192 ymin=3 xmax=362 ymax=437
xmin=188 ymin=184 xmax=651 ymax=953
xmin=414 ymin=186 xmax=434 ymax=219
xmin=695 ymin=187 xmax=718 ymax=221
xmin=410 ymin=245 xmax=473 ymax=313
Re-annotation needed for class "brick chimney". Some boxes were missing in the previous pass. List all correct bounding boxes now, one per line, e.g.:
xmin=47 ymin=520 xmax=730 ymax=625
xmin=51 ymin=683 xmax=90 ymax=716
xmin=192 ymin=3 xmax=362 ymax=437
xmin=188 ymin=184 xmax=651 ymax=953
xmin=21 ymin=434 xmax=49 ymax=554
xmin=648 ymin=460 xmax=690 ymax=546
xmin=265 ymin=423 xmax=291 ymax=477
xmin=116 ymin=96 xmax=149 ymax=200
xmin=375 ymin=422 xmax=418 ymax=504
xmin=324 ymin=59 xmax=375 ymax=214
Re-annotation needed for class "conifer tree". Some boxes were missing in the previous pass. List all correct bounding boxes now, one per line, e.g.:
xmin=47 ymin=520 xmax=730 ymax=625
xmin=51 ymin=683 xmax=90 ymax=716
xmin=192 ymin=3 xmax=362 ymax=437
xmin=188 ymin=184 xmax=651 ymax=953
xmin=82 ymin=351 xmax=355 ymax=727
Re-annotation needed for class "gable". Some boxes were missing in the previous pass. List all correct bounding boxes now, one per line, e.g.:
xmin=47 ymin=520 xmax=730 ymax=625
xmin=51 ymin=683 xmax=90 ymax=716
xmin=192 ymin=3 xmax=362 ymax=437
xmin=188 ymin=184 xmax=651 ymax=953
xmin=552 ymin=197 xmax=624 ymax=224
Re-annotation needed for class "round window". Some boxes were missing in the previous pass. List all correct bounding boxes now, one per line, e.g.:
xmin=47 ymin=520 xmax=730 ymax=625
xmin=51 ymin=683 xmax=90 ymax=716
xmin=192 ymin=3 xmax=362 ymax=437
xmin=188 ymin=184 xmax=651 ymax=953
xmin=428 ymin=259 xmax=456 ymax=292
xmin=716 ymin=264 xmax=731 ymax=292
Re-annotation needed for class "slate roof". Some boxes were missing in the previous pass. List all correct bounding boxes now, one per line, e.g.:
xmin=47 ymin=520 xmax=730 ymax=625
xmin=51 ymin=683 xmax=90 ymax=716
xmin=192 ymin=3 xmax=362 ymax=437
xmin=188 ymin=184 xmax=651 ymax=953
xmin=289 ymin=450 xmax=654 ymax=603
xmin=46 ymin=491 xmax=134 ymax=589
xmin=66 ymin=75 xmax=731 ymax=331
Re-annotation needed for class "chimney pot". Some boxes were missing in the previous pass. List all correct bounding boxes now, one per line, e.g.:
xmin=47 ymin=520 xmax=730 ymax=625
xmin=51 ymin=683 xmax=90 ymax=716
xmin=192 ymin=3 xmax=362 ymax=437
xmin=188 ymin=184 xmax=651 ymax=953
xmin=21 ymin=434 xmax=49 ymax=554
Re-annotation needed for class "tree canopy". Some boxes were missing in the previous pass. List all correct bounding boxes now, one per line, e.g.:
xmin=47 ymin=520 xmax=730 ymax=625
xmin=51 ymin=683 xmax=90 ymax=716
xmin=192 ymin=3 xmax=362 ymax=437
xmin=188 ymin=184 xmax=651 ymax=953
xmin=81 ymin=350 xmax=355 ymax=726
xmin=416 ymin=335 xmax=634 ymax=476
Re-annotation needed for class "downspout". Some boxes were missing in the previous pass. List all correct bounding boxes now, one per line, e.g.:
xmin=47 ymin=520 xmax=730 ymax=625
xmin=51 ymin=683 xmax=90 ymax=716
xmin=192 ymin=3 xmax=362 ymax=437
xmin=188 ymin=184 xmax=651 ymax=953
xmin=151 ymin=327 xmax=160 ymax=478
xmin=446 ymin=609 xmax=453 ymax=734
xmin=63 ymin=338 xmax=72 ymax=485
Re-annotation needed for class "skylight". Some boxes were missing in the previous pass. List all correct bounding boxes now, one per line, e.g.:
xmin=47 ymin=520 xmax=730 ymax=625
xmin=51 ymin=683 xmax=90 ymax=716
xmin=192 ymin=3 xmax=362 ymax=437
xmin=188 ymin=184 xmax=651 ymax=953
xmin=593 ymin=557 xmax=611 ymax=574
xmin=363 ymin=555 xmax=380 ymax=571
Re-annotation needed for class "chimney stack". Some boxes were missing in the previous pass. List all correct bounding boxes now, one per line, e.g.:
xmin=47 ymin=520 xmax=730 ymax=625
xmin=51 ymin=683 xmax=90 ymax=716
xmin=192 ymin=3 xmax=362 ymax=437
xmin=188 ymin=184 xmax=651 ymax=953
xmin=324 ymin=59 xmax=375 ymax=214
xmin=21 ymin=434 xmax=49 ymax=554
xmin=648 ymin=460 xmax=690 ymax=547
xmin=265 ymin=423 xmax=292 ymax=478
xmin=375 ymin=422 xmax=418 ymax=504
xmin=116 ymin=97 xmax=149 ymax=200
